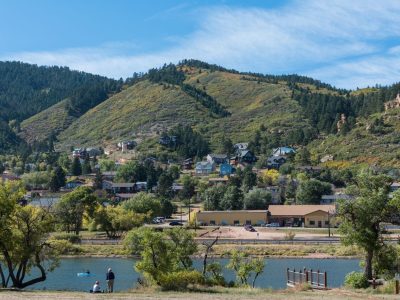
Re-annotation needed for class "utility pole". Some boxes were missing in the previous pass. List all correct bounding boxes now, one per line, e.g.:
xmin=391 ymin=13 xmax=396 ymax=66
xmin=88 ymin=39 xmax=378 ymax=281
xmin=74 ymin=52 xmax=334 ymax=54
xmin=188 ymin=197 xmax=191 ymax=223
xmin=328 ymin=211 xmax=331 ymax=238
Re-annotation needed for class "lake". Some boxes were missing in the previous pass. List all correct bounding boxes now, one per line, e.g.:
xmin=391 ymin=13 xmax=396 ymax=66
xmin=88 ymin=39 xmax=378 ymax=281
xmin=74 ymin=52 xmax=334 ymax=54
xmin=30 ymin=257 xmax=361 ymax=292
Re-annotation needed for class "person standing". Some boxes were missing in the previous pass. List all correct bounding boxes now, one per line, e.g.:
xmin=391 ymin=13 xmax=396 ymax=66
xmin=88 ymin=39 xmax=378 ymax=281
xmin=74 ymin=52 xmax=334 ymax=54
xmin=106 ymin=267 xmax=115 ymax=293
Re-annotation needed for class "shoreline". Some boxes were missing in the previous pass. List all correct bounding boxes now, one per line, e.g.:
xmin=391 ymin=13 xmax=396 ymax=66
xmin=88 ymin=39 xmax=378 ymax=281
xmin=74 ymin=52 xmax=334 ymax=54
xmin=0 ymin=288 xmax=395 ymax=300
xmin=59 ymin=254 xmax=362 ymax=259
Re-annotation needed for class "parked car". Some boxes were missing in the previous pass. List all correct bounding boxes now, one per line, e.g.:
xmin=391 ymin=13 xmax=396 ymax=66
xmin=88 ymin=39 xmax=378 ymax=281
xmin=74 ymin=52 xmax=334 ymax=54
xmin=169 ymin=221 xmax=183 ymax=226
xmin=244 ymin=225 xmax=256 ymax=232
xmin=152 ymin=217 xmax=165 ymax=224
xmin=265 ymin=222 xmax=280 ymax=227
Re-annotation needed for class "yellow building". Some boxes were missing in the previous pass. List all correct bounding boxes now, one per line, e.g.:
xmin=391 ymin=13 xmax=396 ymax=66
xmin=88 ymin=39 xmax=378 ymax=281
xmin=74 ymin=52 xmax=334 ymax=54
xmin=267 ymin=205 xmax=336 ymax=228
xmin=196 ymin=205 xmax=336 ymax=228
xmin=196 ymin=210 xmax=268 ymax=226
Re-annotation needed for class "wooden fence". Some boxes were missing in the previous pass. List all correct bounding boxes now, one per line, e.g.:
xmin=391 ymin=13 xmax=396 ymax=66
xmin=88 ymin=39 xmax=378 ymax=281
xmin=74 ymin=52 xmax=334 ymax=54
xmin=287 ymin=268 xmax=328 ymax=289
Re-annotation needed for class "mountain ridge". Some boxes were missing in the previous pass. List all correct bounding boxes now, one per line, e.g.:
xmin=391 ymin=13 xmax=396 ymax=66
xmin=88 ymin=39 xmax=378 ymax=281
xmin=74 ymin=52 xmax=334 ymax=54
xmin=1 ymin=59 xmax=399 ymax=168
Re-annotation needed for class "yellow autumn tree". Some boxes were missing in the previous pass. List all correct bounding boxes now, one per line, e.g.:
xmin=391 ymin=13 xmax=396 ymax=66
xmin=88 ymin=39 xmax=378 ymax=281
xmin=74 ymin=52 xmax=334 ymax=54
xmin=259 ymin=169 xmax=279 ymax=185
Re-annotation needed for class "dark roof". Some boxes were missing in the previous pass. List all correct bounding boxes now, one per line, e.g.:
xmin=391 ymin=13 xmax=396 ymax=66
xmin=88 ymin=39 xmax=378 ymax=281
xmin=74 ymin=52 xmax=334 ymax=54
xmin=111 ymin=182 xmax=135 ymax=188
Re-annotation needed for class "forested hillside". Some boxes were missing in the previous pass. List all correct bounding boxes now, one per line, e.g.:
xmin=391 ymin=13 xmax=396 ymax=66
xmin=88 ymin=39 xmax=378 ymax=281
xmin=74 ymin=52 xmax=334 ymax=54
xmin=0 ymin=61 xmax=122 ymax=152
xmin=2 ymin=59 xmax=400 ymax=167
xmin=56 ymin=60 xmax=400 ymax=167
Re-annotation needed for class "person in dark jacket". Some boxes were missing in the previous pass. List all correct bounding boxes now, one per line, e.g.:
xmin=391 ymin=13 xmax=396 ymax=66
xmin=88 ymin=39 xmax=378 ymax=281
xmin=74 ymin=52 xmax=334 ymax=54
xmin=106 ymin=267 xmax=115 ymax=292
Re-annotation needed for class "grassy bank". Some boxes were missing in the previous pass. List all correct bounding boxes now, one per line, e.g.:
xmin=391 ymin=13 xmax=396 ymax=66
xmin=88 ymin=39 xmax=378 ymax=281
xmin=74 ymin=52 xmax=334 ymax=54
xmin=0 ymin=287 xmax=399 ymax=300
xmin=66 ymin=243 xmax=363 ymax=258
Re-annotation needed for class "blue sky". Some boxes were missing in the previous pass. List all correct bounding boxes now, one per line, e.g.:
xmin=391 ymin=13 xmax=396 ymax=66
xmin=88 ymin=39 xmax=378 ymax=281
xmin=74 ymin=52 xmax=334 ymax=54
xmin=1 ymin=0 xmax=400 ymax=89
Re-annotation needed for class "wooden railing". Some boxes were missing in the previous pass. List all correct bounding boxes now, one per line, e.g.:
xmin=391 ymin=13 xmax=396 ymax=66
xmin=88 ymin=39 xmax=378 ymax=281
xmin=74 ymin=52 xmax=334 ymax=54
xmin=287 ymin=268 xmax=327 ymax=289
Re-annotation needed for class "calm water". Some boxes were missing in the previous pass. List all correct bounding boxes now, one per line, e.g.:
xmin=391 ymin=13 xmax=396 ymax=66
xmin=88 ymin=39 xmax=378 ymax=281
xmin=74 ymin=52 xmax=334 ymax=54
xmin=29 ymin=257 xmax=361 ymax=292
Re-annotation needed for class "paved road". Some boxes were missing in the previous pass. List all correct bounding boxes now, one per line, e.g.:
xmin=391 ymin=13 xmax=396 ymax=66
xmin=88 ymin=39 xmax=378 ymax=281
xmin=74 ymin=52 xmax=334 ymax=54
xmin=80 ymin=237 xmax=342 ymax=245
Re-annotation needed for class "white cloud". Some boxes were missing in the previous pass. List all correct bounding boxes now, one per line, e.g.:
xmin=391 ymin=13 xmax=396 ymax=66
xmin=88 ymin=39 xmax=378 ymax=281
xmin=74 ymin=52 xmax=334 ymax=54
xmin=3 ymin=0 xmax=400 ymax=88
xmin=309 ymin=50 xmax=400 ymax=89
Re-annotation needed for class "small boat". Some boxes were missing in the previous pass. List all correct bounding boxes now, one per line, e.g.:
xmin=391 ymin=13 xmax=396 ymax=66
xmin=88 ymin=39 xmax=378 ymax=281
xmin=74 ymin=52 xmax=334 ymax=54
xmin=77 ymin=272 xmax=95 ymax=277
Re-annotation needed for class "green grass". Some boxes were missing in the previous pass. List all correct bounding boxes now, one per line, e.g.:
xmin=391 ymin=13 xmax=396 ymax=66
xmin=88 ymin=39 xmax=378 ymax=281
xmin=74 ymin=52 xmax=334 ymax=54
xmin=308 ymin=108 xmax=400 ymax=168
xmin=57 ymin=80 xmax=215 ymax=150
xmin=209 ymin=244 xmax=363 ymax=258
xmin=54 ymin=67 xmax=311 ymax=153
xmin=67 ymin=240 xmax=363 ymax=258
xmin=20 ymin=98 xmax=76 ymax=144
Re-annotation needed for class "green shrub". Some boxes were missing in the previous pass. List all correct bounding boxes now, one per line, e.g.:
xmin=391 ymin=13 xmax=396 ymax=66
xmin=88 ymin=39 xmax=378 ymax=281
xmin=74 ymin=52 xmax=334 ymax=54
xmin=344 ymin=271 xmax=369 ymax=289
xmin=49 ymin=239 xmax=83 ymax=255
xmin=52 ymin=233 xmax=81 ymax=243
xmin=158 ymin=270 xmax=204 ymax=291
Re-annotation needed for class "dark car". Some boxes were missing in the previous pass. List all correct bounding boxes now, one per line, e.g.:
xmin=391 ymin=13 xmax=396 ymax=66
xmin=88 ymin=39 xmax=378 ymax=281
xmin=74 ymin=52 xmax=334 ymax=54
xmin=244 ymin=225 xmax=256 ymax=232
xmin=169 ymin=221 xmax=183 ymax=226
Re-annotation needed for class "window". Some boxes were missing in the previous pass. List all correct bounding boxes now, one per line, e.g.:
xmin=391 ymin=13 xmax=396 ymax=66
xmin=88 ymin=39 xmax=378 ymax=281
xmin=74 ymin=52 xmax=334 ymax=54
xmin=210 ymin=220 xmax=216 ymax=225
xmin=245 ymin=220 xmax=251 ymax=225
xmin=234 ymin=220 xmax=240 ymax=225
xmin=309 ymin=220 xmax=315 ymax=225
xmin=325 ymin=221 xmax=329 ymax=225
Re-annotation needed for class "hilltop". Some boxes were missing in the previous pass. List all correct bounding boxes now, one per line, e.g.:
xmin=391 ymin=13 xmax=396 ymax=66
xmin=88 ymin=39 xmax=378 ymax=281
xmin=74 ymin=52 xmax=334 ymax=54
xmin=56 ymin=64 xmax=312 ymax=152
xmin=1 ymin=59 xmax=400 ymax=168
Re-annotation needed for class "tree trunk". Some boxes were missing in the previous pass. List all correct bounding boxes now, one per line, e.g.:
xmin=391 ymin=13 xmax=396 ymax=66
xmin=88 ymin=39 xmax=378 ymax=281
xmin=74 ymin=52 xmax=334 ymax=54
xmin=252 ymin=273 xmax=259 ymax=288
xmin=0 ymin=264 xmax=6 ymax=288
xmin=12 ymin=254 xmax=47 ymax=289
xmin=365 ymin=250 xmax=373 ymax=280
xmin=202 ymin=236 xmax=219 ymax=276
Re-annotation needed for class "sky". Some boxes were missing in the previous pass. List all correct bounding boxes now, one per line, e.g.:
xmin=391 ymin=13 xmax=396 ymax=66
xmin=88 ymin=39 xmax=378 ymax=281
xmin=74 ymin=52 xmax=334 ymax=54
xmin=1 ymin=0 xmax=400 ymax=89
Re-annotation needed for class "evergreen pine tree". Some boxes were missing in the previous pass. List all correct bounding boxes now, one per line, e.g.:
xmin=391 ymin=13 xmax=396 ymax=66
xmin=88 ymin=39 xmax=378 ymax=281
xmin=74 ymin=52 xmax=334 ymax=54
xmin=70 ymin=156 xmax=82 ymax=176
xmin=93 ymin=168 xmax=103 ymax=190
xmin=49 ymin=166 xmax=66 ymax=192
xmin=82 ymin=155 xmax=92 ymax=174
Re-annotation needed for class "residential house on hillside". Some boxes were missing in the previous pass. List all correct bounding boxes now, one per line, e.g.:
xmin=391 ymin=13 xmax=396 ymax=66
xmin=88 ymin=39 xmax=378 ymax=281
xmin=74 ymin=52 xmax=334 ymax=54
xmin=195 ymin=161 xmax=215 ymax=175
xmin=117 ymin=141 xmax=136 ymax=152
xmin=102 ymin=171 xmax=117 ymax=181
xmin=272 ymin=147 xmax=295 ymax=157
xmin=320 ymin=194 xmax=352 ymax=204
xmin=114 ymin=193 xmax=135 ymax=202
xmin=63 ymin=179 xmax=85 ymax=190
xmin=135 ymin=181 xmax=147 ymax=192
xmin=390 ymin=182 xmax=400 ymax=193
xmin=182 ymin=158 xmax=193 ymax=170
xmin=0 ymin=173 xmax=20 ymax=183
xmin=103 ymin=181 xmax=136 ymax=194
xmin=234 ymin=143 xmax=248 ymax=151
xmin=86 ymin=147 xmax=102 ymax=158
xmin=207 ymin=154 xmax=228 ymax=165
xmin=236 ymin=149 xmax=257 ymax=164
xmin=72 ymin=148 xmax=86 ymax=158
xmin=220 ymin=163 xmax=234 ymax=176
xmin=267 ymin=156 xmax=286 ymax=169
